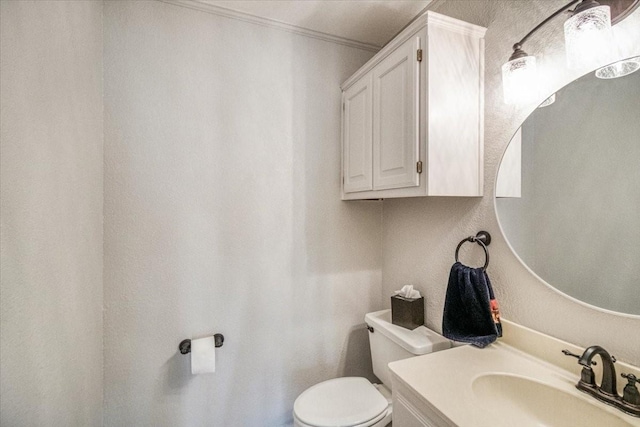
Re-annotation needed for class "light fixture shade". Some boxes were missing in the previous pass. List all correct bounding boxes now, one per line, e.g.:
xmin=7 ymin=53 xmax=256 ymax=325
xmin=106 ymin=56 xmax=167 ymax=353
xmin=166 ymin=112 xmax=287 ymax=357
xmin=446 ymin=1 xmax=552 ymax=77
xmin=595 ymin=56 xmax=640 ymax=79
xmin=502 ymin=55 xmax=537 ymax=105
xmin=564 ymin=5 xmax=612 ymax=69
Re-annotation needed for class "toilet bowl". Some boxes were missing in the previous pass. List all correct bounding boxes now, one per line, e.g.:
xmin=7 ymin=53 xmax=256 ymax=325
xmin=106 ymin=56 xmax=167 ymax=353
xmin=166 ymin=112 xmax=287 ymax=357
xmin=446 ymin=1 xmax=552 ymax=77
xmin=292 ymin=309 xmax=451 ymax=427
xmin=293 ymin=377 xmax=392 ymax=427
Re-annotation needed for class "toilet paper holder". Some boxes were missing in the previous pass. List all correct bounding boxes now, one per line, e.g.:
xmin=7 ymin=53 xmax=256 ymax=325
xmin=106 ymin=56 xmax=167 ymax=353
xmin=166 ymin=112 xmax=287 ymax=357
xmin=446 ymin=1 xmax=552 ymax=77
xmin=179 ymin=333 xmax=224 ymax=355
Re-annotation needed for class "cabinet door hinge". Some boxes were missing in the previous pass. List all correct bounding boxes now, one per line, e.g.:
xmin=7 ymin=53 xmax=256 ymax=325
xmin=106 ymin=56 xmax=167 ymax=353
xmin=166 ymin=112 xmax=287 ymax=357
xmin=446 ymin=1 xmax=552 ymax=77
xmin=417 ymin=49 xmax=423 ymax=62
xmin=417 ymin=161 xmax=423 ymax=174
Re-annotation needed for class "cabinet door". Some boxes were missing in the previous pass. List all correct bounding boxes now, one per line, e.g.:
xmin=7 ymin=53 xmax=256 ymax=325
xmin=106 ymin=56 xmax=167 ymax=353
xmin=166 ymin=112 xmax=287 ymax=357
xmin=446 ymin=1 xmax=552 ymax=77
xmin=343 ymin=74 xmax=373 ymax=193
xmin=372 ymin=35 xmax=421 ymax=190
xmin=393 ymin=392 xmax=436 ymax=427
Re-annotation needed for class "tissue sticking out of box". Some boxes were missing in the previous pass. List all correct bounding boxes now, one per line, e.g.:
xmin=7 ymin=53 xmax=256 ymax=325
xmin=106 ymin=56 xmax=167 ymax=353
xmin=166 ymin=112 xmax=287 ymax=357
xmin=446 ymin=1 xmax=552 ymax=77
xmin=394 ymin=285 xmax=421 ymax=299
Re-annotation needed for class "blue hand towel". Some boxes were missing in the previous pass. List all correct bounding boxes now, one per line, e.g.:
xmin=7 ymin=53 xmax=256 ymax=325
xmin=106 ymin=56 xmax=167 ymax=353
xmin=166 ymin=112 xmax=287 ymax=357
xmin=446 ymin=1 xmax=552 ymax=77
xmin=442 ymin=262 xmax=501 ymax=348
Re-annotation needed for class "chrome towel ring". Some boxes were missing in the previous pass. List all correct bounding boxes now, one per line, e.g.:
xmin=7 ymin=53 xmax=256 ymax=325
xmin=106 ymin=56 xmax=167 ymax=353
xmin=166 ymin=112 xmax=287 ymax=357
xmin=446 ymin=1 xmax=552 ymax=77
xmin=455 ymin=231 xmax=491 ymax=270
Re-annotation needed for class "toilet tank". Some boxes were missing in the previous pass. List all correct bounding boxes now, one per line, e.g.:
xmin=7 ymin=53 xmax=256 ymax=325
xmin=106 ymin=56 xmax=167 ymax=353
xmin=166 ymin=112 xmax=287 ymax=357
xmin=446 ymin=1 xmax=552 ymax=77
xmin=365 ymin=309 xmax=451 ymax=388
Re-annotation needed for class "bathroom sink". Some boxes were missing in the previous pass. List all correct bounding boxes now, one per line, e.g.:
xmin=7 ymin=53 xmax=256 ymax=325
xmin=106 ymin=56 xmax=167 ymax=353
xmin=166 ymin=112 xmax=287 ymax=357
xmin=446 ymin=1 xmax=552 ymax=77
xmin=388 ymin=320 xmax=640 ymax=427
xmin=472 ymin=373 xmax=634 ymax=427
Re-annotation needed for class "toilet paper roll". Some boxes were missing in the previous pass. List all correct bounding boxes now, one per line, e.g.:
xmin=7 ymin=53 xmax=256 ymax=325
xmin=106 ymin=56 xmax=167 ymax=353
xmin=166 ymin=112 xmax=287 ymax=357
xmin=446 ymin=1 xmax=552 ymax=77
xmin=190 ymin=336 xmax=216 ymax=374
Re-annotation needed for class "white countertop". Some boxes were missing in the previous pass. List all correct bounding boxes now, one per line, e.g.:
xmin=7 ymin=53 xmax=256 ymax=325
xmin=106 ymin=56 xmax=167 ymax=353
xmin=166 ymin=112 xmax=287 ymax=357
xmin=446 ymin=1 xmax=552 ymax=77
xmin=388 ymin=320 xmax=640 ymax=427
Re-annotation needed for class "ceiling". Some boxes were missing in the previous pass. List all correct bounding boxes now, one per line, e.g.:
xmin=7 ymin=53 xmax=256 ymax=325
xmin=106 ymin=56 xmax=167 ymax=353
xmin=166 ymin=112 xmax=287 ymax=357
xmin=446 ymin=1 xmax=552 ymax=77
xmin=198 ymin=0 xmax=434 ymax=48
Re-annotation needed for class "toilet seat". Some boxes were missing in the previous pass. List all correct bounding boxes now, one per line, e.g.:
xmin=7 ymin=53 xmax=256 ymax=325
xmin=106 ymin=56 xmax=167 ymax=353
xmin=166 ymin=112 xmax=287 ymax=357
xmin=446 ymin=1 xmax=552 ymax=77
xmin=293 ymin=377 xmax=390 ymax=427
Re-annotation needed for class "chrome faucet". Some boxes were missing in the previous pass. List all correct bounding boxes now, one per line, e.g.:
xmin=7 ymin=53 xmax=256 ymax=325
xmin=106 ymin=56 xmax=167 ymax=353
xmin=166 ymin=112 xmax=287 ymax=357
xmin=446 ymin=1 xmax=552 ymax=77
xmin=563 ymin=346 xmax=640 ymax=417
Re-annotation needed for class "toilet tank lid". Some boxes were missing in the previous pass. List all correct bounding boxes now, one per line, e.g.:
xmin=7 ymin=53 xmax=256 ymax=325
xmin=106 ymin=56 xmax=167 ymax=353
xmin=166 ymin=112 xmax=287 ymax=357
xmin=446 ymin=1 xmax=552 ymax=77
xmin=365 ymin=309 xmax=451 ymax=355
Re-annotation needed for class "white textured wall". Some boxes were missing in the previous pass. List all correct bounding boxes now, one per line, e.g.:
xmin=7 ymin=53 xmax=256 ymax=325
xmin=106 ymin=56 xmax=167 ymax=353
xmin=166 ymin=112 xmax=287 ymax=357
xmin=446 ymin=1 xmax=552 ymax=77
xmin=103 ymin=2 xmax=381 ymax=426
xmin=382 ymin=0 xmax=640 ymax=365
xmin=0 ymin=1 xmax=104 ymax=426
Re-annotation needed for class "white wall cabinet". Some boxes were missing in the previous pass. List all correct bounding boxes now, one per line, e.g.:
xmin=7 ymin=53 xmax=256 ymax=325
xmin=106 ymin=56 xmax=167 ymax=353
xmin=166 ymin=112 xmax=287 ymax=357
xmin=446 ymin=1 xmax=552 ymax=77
xmin=341 ymin=12 xmax=487 ymax=200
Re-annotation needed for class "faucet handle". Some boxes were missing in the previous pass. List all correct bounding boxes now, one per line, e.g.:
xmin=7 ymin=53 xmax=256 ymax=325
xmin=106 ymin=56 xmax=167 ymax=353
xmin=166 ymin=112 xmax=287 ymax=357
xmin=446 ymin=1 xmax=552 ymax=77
xmin=562 ymin=349 xmax=597 ymax=366
xmin=621 ymin=373 xmax=640 ymax=406
xmin=622 ymin=373 xmax=640 ymax=385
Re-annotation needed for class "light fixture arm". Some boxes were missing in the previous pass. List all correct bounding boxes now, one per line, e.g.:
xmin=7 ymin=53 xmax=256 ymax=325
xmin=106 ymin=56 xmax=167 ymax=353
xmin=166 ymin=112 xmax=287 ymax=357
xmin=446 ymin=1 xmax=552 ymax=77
xmin=509 ymin=0 xmax=582 ymax=60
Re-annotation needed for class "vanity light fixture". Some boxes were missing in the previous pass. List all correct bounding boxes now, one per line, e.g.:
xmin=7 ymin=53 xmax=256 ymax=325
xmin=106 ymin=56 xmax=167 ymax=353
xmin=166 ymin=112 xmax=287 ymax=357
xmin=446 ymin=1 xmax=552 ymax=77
xmin=503 ymin=0 xmax=616 ymax=104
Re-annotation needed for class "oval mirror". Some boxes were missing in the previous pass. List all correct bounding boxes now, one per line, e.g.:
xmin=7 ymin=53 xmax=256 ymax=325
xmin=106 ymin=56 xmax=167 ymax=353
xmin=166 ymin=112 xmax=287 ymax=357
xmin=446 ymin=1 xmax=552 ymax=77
xmin=496 ymin=58 xmax=640 ymax=316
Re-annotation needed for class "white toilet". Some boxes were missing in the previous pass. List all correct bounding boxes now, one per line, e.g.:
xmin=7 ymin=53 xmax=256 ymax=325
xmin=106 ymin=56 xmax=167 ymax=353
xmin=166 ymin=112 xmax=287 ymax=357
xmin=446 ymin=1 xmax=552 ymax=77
xmin=293 ymin=309 xmax=451 ymax=427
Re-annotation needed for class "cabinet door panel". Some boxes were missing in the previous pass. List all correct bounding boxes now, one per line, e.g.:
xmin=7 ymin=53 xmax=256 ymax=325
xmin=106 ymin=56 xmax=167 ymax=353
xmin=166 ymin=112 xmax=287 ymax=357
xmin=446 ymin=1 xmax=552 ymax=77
xmin=343 ymin=75 xmax=373 ymax=193
xmin=372 ymin=35 xmax=420 ymax=190
xmin=394 ymin=393 xmax=436 ymax=427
